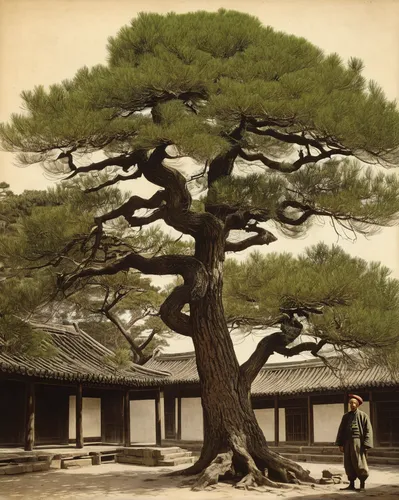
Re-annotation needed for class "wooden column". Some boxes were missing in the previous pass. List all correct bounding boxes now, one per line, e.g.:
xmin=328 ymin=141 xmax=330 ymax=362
xmin=155 ymin=389 xmax=162 ymax=446
xmin=24 ymin=382 xmax=35 ymax=451
xmin=369 ymin=391 xmax=378 ymax=446
xmin=343 ymin=393 xmax=347 ymax=413
xmin=177 ymin=397 xmax=182 ymax=440
xmin=274 ymin=395 xmax=279 ymax=446
xmin=76 ymin=384 xmax=83 ymax=448
xmin=123 ymin=389 xmax=131 ymax=447
xmin=307 ymin=395 xmax=314 ymax=446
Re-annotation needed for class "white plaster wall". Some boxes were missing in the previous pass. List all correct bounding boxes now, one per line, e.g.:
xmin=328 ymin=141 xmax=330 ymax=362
xmin=254 ymin=408 xmax=275 ymax=442
xmin=313 ymin=403 xmax=343 ymax=443
xmin=69 ymin=396 xmax=101 ymax=439
xmin=130 ymin=399 xmax=156 ymax=443
xmin=360 ymin=401 xmax=370 ymax=416
xmin=181 ymin=397 xmax=203 ymax=440
xmin=279 ymin=408 xmax=286 ymax=441
xmin=313 ymin=402 xmax=369 ymax=443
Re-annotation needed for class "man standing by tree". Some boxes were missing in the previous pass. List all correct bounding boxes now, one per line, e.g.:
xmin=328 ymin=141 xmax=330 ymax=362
xmin=336 ymin=394 xmax=373 ymax=492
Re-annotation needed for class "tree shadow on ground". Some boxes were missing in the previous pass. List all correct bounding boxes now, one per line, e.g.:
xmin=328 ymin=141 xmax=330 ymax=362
xmin=0 ymin=466 xmax=191 ymax=499
xmin=0 ymin=465 xmax=398 ymax=500
xmin=291 ymin=484 xmax=399 ymax=499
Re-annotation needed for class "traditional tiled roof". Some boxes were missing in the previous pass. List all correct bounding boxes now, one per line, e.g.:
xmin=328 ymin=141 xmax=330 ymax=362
xmin=146 ymin=352 xmax=398 ymax=395
xmin=0 ymin=323 xmax=170 ymax=386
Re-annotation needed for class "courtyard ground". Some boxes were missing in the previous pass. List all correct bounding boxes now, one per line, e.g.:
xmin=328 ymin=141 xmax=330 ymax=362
xmin=0 ymin=461 xmax=398 ymax=500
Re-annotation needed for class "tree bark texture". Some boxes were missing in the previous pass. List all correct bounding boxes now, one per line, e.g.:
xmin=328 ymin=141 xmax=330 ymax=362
xmin=178 ymin=224 xmax=315 ymax=490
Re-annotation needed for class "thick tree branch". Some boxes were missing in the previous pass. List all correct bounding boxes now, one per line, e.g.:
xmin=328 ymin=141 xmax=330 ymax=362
xmin=276 ymin=200 xmax=331 ymax=226
xmin=138 ymin=328 xmax=159 ymax=351
xmin=225 ymin=224 xmax=277 ymax=252
xmin=240 ymin=317 xmax=304 ymax=384
xmin=138 ymin=145 xmax=223 ymax=239
xmin=59 ymin=252 xmax=208 ymax=337
xmin=104 ymin=309 xmax=143 ymax=360
xmin=127 ymin=208 xmax=166 ymax=228
xmin=207 ymin=118 xmax=246 ymax=187
xmin=61 ymin=151 xmax=144 ymax=179
xmin=238 ymin=145 xmax=352 ymax=174
xmin=275 ymin=339 xmax=328 ymax=357
xmin=241 ymin=331 xmax=328 ymax=386
xmin=94 ymin=190 xmax=165 ymax=226
xmin=84 ymin=169 xmax=142 ymax=193
xmin=246 ymin=125 xmax=351 ymax=154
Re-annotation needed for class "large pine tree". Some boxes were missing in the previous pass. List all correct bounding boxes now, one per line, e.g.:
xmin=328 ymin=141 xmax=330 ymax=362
xmin=2 ymin=9 xmax=399 ymax=489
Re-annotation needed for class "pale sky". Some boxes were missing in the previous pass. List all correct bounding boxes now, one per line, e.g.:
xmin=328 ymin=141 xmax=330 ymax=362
xmin=1 ymin=0 xmax=399 ymax=360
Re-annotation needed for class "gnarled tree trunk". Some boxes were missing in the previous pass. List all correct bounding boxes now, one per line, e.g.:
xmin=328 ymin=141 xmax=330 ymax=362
xmin=174 ymin=225 xmax=315 ymax=491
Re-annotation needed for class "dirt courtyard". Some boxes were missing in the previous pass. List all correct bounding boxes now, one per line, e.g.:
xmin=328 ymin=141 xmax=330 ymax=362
xmin=0 ymin=461 xmax=398 ymax=500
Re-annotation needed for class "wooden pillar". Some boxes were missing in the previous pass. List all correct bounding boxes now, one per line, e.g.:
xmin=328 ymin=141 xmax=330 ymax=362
xmin=369 ymin=391 xmax=378 ymax=446
xmin=177 ymin=397 xmax=182 ymax=440
xmin=24 ymin=382 xmax=35 ymax=451
xmin=123 ymin=389 xmax=131 ymax=447
xmin=343 ymin=393 xmax=347 ymax=413
xmin=307 ymin=395 xmax=314 ymax=446
xmin=76 ymin=384 xmax=84 ymax=448
xmin=274 ymin=395 xmax=279 ymax=447
xmin=155 ymin=389 xmax=162 ymax=446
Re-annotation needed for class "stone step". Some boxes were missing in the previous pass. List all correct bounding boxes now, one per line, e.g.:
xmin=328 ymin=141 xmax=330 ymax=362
xmin=89 ymin=452 xmax=117 ymax=465
xmin=157 ymin=451 xmax=192 ymax=460
xmin=116 ymin=454 xmax=144 ymax=465
xmin=0 ymin=454 xmax=51 ymax=464
xmin=155 ymin=447 xmax=184 ymax=456
xmin=271 ymin=446 xmax=399 ymax=458
xmin=117 ymin=446 xmax=182 ymax=458
xmin=0 ymin=462 xmax=49 ymax=475
xmin=368 ymin=450 xmax=399 ymax=458
xmin=280 ymin=453 xmax=399 ymax=466
xmin=62 ymin=458 xmax=93 ymax=469
xmin=281 ymin=453 xmax=343 ymax=464
xmin=157 ymin=456 xmax=195 ymax=466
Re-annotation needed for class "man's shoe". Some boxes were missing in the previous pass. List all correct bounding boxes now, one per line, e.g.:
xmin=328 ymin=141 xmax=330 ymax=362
xmin=340 ymin=483 xmax=356 ymax=491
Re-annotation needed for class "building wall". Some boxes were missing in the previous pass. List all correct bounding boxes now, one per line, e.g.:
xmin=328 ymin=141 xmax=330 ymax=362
xmin=313 ymin=403 xmax=343 ymax=443
xmin=181 ymin=397 xmax=203 ymax=440
xmin=313 ymin=401 xmax=370 ymax=443
xmin=130 ymin=399 xmax=156 ymax=443
xmin=69 ymin=396 xmax=101 ymax=439
xmin=361 ymin=401 xmax=370 ymax=416
xmin=254 ymin=408 xmax=275 ymax=442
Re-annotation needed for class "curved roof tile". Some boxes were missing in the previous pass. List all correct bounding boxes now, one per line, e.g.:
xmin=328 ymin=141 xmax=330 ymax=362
xmin=146 ymin=352 xmax=398 ymax=395
xmin=0 ymin=323 xmax=169 ymax=386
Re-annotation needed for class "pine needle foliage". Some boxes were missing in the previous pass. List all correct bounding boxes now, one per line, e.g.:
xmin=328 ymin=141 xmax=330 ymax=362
xmin=1 ymin=10 xmax=399 ymax=368
xmin=224 ymin=243 xmax=399 ymax=360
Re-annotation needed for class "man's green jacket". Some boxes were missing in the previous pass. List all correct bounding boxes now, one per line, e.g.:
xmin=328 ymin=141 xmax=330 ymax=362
xmin=335 ymin=409 xmax=374 ymax=448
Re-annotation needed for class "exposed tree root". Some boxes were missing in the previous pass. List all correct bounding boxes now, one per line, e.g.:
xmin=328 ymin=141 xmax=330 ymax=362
xmin=168 ymin=436 xmax=318 ymax=491
xmin=191 ymin=451 xmax=234 ymax=491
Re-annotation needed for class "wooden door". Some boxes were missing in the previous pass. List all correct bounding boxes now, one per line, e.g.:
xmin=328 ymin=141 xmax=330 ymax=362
xmin=102 ymin=391 xmax=124 ymax=444
xmin=35 ymin=385 xmax=69 ymax=445
xmin=0 ymin=380 xmax=25 ymax=446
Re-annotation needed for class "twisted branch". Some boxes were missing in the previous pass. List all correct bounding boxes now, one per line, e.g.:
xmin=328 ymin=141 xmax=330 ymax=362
xmin=59 ymin=253 xmax=208 ymax=336
xmin=225 ymin=224 xmax=277 ymax=252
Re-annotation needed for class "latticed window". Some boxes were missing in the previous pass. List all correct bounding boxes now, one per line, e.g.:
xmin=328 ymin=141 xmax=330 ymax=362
xmin=376 ymin=401 xmax=399 ymax=446
xmin=285 ymin=406 xmax=308 ymax=442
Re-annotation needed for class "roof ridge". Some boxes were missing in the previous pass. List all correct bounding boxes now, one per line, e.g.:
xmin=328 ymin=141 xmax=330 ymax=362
xmin=75 ymin=326 xmax=173 ymax=378
xmin=155 ymin=351 xmax=196 ymax=360
xmin=30 ymin=321 xmax=79 ymax=335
